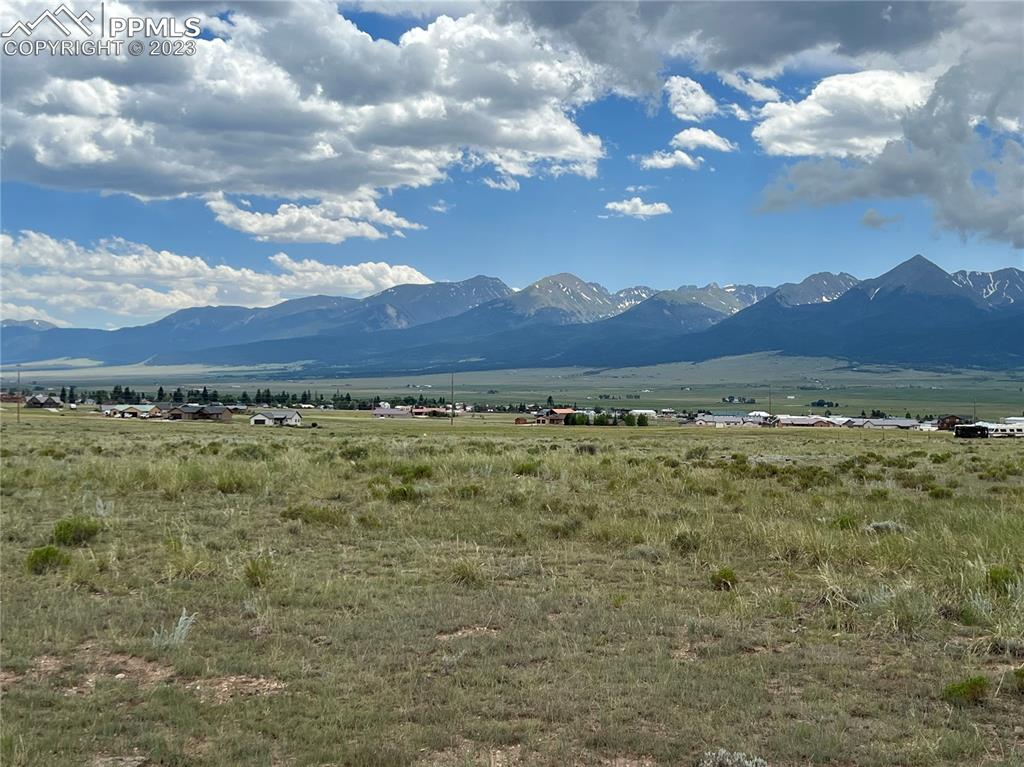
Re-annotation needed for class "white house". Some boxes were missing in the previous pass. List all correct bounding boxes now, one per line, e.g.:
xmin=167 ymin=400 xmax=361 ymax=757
xmin=249 ymin=409 xmax=302 ymax=427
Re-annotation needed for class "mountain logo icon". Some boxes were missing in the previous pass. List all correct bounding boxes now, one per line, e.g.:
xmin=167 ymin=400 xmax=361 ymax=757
xmin=2 ymin=4 xmax=95 ymax=38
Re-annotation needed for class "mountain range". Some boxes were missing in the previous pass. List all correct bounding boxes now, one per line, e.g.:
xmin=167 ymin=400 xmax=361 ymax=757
xmin=2 ymin=256 xmax=1022 ymax=373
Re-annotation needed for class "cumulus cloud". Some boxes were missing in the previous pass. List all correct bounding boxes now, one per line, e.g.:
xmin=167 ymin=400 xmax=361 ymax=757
xmin=664 ymin=76 xmax=718 ymax=122
xmin=482 ymin=176 xmax=521 ymax=191
xmin=604 ymin=197 xmax=672 ymax=219
xmin=753 ymin=70 xmax=934 ymax=158
xmin=860 ymin=208 xmax=904 ymax=230
xmin=636 ymin=150 xmax=702 ymax=171
xmin=0 ymin=230 xmax=432 ymax=326
xmin=0 ymin=303 xmax=70 ymax=327
xmin=204 ymin=193 xmax=423 ymax=244
xmin=761 ymin=17 xmax=1024 ymax=249
xmin=0 ymin=1 xmax=605 ymax=242
xmin=671 ymin=128 xmax=738 ymax=153
xmin=719 ymin=72 xmax=780 ymax=102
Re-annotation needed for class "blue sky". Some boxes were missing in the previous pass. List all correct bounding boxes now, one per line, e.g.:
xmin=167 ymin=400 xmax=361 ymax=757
xmin=1 ymin=1 xmax=1021 ymax=328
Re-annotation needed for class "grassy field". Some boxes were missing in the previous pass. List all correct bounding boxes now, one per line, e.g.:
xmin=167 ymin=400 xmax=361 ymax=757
xmin=1 ymin=407 xmax=1022 ymax=766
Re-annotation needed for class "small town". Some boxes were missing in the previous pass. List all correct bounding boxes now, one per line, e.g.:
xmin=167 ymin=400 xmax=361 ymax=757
xmin=10 ymin=389 xmax=1024 ymax=438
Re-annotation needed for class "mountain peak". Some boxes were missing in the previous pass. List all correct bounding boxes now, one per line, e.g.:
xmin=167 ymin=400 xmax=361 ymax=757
xmin=854 ymin=254 xmax=988 ymax=306
xmin=773 ymin=271 xmax=860 ymax=306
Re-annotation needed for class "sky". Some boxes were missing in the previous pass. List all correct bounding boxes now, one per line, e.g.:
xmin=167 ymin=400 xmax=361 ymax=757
xmin=1 ymin=0 xmax=1022 ymax=329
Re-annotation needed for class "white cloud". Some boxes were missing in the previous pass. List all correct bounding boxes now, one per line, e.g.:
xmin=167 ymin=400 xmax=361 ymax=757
xmin=604 ymin=197 xmax=672 ymax=219
xmin=860 ymin=208 xmax=903 ymax=230
xmin=671 ymin=128 xmax=737 ymax=153
xmin=753 ymin=70 xmax=934 ymax=158
xmin=664 ymin=76 xmax=718 ymax=122
xmin=204 ymin=193 xmax=423 ymax=244
xmin=430 ymin=199 xmax=451 ymax=213
xmin=0 ymin=230 xmax=432 ymax=326
xmin=625 ymin=184 xmax=652 ymax=193
xmin=482 ymin=176 xmax=521 ymax=191
xmin=718 ymin=72 xmax=780 ymax=102
xmin=724 ymin=103 xmax=753 ymax=121
xmin=0 ymin=1 xmax=605 ymax=242
xmin=636 ymin=150 xmax=702 ymax=171
xmin=0 ymin=303 xmax=70 ymax=327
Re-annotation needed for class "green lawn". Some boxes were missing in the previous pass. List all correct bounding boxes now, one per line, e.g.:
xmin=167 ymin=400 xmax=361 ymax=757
xmin=2 ymin=409 xmax=1022 ymax=766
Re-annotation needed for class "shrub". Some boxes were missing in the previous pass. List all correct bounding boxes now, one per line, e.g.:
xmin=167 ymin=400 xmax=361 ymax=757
xmin=541 ymin=515 xmax=582 ymax=539
xmin=928 ymin=486 xmax=953 ymax=499
xmin=393 ymin=463 xmax=433 ymax=482
xmin=626 ymin=544 xmax=664 ymax=563
xmin=243 ymin=553 xmax=273 ymax=588
xmin=575 ymin=443 xmax=598 ymax=455
xmin=670 ymin=528 xmax=702 ymax=555
xmin=833 ymin=513 xmax=859 ymax=531
xmin=986 ymin=565 xmax=1018 ymax=595
xmin=513 ymin=459 xmax=541 ymax=476
xmin=863 ymin=520 xmax=910 ymax=535
xmin=1014 ymin=667 xmax=1024 ymax=694
xmin=941 ymin=675 xmax=989 ymax=706
xmin=455 ymin=484 xmax=483 ymax=499
xmin=449 ymin=559 xmax=485 ymax=587
xmin=685 ymin=445 xmax=710 ymax=460
xmin=710 ymin=567 xmax=737 ymax=591
xmin=386 ymin=484 xmax=420 ymax=503
xmin=26 ymin=545 xmax=70 ymax=574
xmin=697 ymin=749 xmax=768 ymax=767
xmin=52 ymin=516 xmax=102 ymax=546
xmin=281 ymin=504 xmax=345 ymax=526
xmin=151 ymin=608 xmax=197 ymax=649
xmin=636 ymin=414 xmax=649 ymax=427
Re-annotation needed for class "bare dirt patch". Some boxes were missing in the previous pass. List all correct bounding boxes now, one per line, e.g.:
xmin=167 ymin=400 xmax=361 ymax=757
xmin=437 ymin=626 xmax=499 ymax=641
xmin=185 ymin=675 xmax=286 ymax=704
xmin=65 ymin=646 xmax=175 ymax=696
xmin=91 ymin=756 xmax=148 ymax=767
xmin=416 ymin=740 xmax=524 ymax=766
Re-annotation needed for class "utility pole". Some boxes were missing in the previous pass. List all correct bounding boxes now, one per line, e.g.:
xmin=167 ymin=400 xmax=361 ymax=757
xmin=16 ymin=365 xmax=21 ymax=424
xmin=768 ymin=384 xmax=772 ymax=417
xmin=450 ymin=372 xmax=455 ymax=427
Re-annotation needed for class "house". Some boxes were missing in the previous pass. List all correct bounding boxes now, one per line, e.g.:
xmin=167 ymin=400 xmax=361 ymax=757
xmin=25 ymin=394 xmax=62 ymax=408
xmin=775 ymin=415 xmax=834 ymax=427
xmin=692 ymin=415 xmax=762 ymax=428
xmin=628 ymin=409 xmax=657 ymax=418
xmin=861 ymin=418 xmax=920 ymax=430
xmin=372 ymin=406 xmax=412 ymax=418
xmin=412 ymin=407 xmax=448 ymax=417
xmin=165 ymin=405 xmax=202 ymax=420
xmin=535 ymin=407 xmax=575 ymax=425
xmin=514 ymin=416 xmax=530 ymax=425
xmin=937 ymin=414 xmax=973 ymax=431
xmin=104 ymin=404 xmax=162 ymax=418
xmin=165 ymin=404 xmax=232 ymax=421
xmin=197 ymin=405 xmax=232 ymax=421
xmin=249 ymin=409 xmax=303 ymax=427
